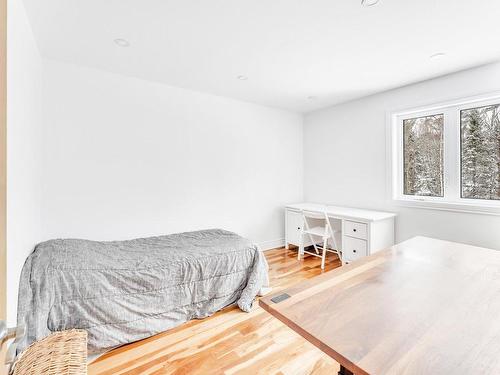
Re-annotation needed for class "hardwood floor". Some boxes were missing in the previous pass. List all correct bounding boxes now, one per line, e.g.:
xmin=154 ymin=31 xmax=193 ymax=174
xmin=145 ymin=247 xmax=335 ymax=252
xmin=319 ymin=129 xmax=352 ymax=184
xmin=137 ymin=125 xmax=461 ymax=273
xmin=88 ymin=247 xmax=341 ymax=375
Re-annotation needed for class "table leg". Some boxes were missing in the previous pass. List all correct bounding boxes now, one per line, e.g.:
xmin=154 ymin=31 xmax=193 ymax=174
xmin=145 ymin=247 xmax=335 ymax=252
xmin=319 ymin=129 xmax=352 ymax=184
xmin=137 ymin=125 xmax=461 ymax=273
xmin=338 ymin=365 xmax=354 ymax=375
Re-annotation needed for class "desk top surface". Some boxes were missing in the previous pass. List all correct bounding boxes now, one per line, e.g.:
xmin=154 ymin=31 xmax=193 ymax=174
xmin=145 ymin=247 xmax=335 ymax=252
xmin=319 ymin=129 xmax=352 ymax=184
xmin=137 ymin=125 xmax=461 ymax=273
xmin=286 ymin=203 xmax=396 ymax=222
xmin=260 ymin=236 xmax=500 ymax=375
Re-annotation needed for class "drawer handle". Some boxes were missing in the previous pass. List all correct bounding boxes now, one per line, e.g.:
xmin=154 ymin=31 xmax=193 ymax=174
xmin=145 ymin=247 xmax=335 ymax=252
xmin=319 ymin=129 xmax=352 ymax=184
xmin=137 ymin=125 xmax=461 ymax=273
xmin=353 ymin=249 xmax=357 ymax=253
xmin=353 ymin=229 xmax=357 ymax=232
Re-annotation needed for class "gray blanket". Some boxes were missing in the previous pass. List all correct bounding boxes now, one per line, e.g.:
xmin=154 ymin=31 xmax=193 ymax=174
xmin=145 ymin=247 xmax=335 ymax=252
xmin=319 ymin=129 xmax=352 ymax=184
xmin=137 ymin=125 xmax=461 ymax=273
xmin=17 ymin=229 xmax=269 ymax=353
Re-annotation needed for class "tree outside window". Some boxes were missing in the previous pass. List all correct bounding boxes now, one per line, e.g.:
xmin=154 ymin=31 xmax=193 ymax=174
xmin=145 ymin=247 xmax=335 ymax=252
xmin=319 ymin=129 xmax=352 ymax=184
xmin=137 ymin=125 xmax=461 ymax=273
xmin=403 ymin=114 xmax=444 ymax=197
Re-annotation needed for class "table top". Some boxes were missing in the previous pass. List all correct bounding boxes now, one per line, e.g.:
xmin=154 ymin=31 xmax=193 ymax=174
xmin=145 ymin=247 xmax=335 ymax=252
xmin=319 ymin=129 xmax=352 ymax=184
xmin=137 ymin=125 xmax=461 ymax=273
xmin=260 ymin=236 xmax=500 ymax=375
xmin=286 ymin=203 xmax=396 ymax=222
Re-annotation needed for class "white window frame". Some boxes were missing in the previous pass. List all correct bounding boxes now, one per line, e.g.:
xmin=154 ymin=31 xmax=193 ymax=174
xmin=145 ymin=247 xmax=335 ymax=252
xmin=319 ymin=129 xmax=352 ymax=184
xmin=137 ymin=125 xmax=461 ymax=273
xmin=388 ymin=91 xmax=500 ymax=215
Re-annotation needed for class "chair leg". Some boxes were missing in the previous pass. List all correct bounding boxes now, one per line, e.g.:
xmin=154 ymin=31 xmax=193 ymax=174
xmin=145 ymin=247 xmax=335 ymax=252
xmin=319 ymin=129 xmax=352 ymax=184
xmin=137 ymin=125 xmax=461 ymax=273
xmin=321 ymin=238 xmax=327 ymax=269
xmin=298 ymin=234 xmax=303 ymax=261
xmin=314 ymin=244 xmax=319 ymax=254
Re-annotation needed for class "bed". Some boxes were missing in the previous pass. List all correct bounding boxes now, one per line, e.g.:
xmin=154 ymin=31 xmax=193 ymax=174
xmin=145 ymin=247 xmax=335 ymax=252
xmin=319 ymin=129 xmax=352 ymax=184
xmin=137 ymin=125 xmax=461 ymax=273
xmin=17 ymin=229 xmax=269 ymax=354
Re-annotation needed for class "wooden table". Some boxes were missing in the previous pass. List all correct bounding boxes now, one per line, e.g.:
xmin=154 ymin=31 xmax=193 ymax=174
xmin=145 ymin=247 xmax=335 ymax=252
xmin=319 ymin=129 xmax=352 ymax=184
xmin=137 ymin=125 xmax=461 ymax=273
xmin=260 ymin=236 xmax=500 ymax=374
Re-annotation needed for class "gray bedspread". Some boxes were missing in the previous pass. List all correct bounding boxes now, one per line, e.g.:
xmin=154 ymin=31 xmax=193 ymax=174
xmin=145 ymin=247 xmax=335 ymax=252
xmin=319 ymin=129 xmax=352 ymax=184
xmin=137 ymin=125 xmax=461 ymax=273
xmin=17 ymin=229 xmax=269 ymax=353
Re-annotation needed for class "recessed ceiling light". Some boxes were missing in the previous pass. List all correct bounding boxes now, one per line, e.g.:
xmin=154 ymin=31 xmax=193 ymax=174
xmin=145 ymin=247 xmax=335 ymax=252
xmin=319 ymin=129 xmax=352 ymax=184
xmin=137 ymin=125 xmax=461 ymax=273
xmin=361 ymin=0 xmax=380 ymax=7
xmin=307 ymin=96 xmax=318 ymax=100
xmin=430 ymin=52 xmax=446 ymax=60
xmin=237 ymin=75 xmax=248 ymax=81
xmin=114 ymin=38 xmax=130 ymax=47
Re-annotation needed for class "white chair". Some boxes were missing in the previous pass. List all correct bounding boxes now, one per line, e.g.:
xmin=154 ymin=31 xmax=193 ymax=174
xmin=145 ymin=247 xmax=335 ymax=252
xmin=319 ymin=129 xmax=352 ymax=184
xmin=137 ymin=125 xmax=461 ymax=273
xmin=1 ymin=320 xmax=26 ymax=373
xmin=299 ymin=209 xmax=342 ymax=269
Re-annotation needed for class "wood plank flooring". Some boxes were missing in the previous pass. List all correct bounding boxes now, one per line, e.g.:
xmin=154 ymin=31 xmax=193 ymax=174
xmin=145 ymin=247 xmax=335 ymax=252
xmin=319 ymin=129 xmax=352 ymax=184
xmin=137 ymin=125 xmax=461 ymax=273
xmin=88 ymin=247 xmax=341 ymax=375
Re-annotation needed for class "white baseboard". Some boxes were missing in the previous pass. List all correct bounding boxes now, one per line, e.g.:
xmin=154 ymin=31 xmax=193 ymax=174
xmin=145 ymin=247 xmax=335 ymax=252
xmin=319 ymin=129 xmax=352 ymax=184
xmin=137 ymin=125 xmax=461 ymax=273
xmin=258 ymin=238 xmax=285 ymax=251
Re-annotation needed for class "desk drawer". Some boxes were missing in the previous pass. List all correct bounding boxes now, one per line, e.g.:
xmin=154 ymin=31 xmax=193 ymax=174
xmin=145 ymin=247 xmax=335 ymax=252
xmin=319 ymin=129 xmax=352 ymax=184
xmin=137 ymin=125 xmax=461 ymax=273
xmin=345 ymin=220 xmax=367 ymax=240
xmin=344 ymin=236 xmax=367 ymax=261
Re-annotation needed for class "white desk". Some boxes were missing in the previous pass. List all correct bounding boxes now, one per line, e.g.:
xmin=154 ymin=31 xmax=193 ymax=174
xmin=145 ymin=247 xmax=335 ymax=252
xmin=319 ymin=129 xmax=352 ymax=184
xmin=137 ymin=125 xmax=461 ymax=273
xmin=285 ymin=203 xmax=396 ymax=263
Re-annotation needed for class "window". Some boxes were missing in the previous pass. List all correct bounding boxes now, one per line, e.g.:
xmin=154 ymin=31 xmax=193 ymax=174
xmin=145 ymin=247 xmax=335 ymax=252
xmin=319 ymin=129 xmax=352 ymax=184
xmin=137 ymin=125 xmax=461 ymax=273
xmin=403 ymin=114 xmax=444 ymax=197
xmin=390 ymin=93 xmax=500 ymax=214
xmin=460 ymin=104 xmax=500 ymax=201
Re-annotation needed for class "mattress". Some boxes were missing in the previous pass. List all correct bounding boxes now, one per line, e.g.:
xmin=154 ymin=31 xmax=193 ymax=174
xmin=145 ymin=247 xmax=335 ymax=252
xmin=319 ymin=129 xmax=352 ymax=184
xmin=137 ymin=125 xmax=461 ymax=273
xmin=17 ymin=229 xmax=269 ymax=353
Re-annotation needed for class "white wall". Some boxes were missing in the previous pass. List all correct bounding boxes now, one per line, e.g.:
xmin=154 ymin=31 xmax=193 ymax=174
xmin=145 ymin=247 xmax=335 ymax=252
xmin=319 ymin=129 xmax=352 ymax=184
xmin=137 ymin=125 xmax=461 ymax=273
xmin=6 ymin=0 xmax=43 ymax=324
xmin=304 ymin=62 xmax=500 ymax=250
xmin=41 ymin=59 xmax=303 ymax=250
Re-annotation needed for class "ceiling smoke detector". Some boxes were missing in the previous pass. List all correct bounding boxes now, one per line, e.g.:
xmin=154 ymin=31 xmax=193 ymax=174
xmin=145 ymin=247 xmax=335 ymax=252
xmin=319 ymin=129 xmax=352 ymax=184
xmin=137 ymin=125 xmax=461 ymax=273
xmin=361 ymin=0 xmax=380 ymax=6
xmin=430 ymin=52 xmax=446 ymax=60
xmin=114 ymin=38 xmax=130 ymax=47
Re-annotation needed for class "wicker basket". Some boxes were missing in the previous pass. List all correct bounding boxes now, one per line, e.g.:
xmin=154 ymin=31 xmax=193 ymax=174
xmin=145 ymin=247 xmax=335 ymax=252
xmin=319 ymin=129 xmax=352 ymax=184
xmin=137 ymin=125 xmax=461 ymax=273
xmin=12 ymin=330 xmax=87 ymax=375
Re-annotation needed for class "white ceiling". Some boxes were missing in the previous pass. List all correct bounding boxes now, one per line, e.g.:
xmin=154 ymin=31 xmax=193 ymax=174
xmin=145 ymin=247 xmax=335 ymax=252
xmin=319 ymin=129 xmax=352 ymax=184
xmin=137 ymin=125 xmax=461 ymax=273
xmin=23 ymin=0 xmax=500 ymax=113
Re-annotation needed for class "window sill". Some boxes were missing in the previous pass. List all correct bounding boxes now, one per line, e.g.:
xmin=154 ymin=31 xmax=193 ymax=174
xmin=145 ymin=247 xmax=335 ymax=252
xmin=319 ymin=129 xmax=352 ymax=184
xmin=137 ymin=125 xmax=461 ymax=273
xmin=393 ymin=198 xmax=500 ymax=216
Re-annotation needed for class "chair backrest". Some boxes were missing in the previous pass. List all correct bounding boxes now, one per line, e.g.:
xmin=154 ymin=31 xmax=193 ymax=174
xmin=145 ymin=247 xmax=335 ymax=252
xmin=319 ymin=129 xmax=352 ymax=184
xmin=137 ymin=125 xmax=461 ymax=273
xmin=302 ymin=209 xmax=330 ymax=235
xmin=302 ymin=209 xmax=338 ymax=237
xmin=301 ymin=210 xmax=327 ymax=220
